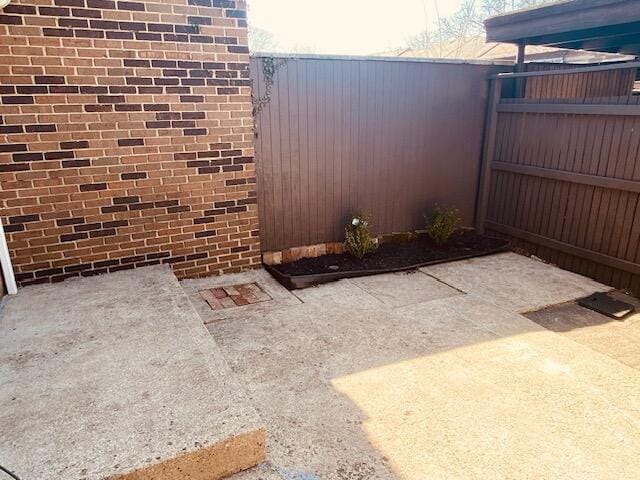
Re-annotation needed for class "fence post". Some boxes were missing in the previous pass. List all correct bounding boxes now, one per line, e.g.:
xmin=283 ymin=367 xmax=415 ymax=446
xmin=514 ymin=43 xmax=527 ymax=98
xmin=475 ymin=78 xmax=501 ymax=235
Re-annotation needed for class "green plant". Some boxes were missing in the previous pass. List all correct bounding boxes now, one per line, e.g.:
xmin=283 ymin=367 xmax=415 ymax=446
xmin=344 ymin=214 xmax=377 ymax=259
xmin=425 ymin=207 xmax=460 ymax=245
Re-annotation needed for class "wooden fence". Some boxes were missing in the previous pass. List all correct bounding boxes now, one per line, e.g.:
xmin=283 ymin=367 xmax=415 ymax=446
xmin=251 ymin=55 xmax=504 ymax=251
xmin=477 ymin=62 xmax=640 ymax=295
xmin=523 ymin=62 xmax=636 ymax=99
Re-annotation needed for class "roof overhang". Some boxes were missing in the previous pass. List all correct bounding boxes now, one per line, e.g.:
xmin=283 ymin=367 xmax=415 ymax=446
xmin=484 ymin=0 xmax=640 ymax=56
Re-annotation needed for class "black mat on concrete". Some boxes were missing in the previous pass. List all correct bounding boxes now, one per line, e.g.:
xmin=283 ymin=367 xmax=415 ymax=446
xmin=578 ymin=292 xmax=635 ymax=319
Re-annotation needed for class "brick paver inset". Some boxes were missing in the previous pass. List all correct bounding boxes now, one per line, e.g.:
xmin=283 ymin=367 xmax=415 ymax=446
xmin=199 ymin=283 xmax=272 ymax=310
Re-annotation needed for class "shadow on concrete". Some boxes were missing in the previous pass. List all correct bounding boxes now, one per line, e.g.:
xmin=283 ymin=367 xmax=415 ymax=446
xmin=209 ymin=288 xmax=640 ymax=480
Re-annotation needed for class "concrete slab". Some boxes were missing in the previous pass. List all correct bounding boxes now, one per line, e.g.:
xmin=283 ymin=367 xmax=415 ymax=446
xmin=205 ymin=289 xmax=640 ymax=479
xmin=350 ymin=270 xmax=461 ymax=307
xmin=526 ymin=291 xmax=640 ymax=370
xmin=230 ymin=462 xmax=284 ymax=480
xmin=291 ymin=279 xmax=383 ymax=308
xmin=333 ymin=299 xmax=640 ymax=480
xmin=422 ymin=252 xmax=610 ymax=313
xmin=0 ymin=266 xmax=265 ymax=480
xmin=208 ymin=302 xmax=398 ymax=479
xmin=181 ymin=268 xmax=301 ymax=323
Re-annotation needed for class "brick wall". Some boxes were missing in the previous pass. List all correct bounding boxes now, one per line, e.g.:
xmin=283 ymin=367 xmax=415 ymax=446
xmin=0 ymin=0 xmax=260 ymax=286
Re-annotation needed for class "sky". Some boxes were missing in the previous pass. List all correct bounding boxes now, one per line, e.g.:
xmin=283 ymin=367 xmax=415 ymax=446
xmin=247 ymin=0 xmax=466 ymax=55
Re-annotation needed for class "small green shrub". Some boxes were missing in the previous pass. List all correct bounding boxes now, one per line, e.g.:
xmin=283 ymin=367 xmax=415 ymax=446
xmin=345 ymin=214 xmax=377 ymax=259
xmin=425 ymin=207 xmax=460 ymax=245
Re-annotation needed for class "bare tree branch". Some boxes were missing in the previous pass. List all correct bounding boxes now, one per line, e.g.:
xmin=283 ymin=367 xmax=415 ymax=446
xmin=405 ymin=0 xmax=551 ymax=51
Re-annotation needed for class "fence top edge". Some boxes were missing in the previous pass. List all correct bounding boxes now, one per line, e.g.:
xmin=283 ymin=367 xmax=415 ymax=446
xmin=490 ymin=60 xmax=640 ymax=80
xmin=251 ymin=51 xmax=514 ymax=67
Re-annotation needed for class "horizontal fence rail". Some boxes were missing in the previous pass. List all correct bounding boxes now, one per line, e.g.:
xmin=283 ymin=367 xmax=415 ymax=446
xmin=497 ymin=103 xmax=640 ymax=115
xmin=478 ymin=62 xmax=640 ymax=295
xmin=491 ymin=61 xmax=640 ymax=79
xmin=492 ymin=162 xmax=640 ymax=194
xmin=252 ymin=55 xmax=503 ymax=251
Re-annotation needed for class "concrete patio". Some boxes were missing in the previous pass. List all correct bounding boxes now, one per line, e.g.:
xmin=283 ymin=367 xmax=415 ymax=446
xmin=1 ymin=252 xmax=639 ymax=479
xmin=0 ymin=267 xmax=265 ymax=480
xmin=188 ymin=253 xmax=640 ymax=480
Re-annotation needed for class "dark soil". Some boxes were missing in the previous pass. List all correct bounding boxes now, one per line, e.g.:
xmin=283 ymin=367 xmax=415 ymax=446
xmin=273 ymin=231 xmax=509 ymax=276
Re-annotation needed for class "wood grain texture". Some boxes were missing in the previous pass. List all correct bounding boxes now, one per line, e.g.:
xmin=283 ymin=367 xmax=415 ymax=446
xmin=524 ymin=63 xmax=635 ymax=100
xmin=486 ymin=86 xmax=640 ymax=295
xmin=252 ymin=56 xmax=499 ymax=251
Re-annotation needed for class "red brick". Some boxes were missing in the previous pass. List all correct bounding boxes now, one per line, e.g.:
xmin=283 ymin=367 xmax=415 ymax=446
xmin=0 ymin=0 xmax=258 ymax=285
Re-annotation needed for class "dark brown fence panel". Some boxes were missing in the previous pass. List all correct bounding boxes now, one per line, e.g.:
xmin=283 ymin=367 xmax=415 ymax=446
xmin=481 ymin=65 xmax=640 ymax=294
xmin=252 ymin=55 xmax=501 ymax=251
xmin=523 ymin=63 xmax=636 ymax=100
